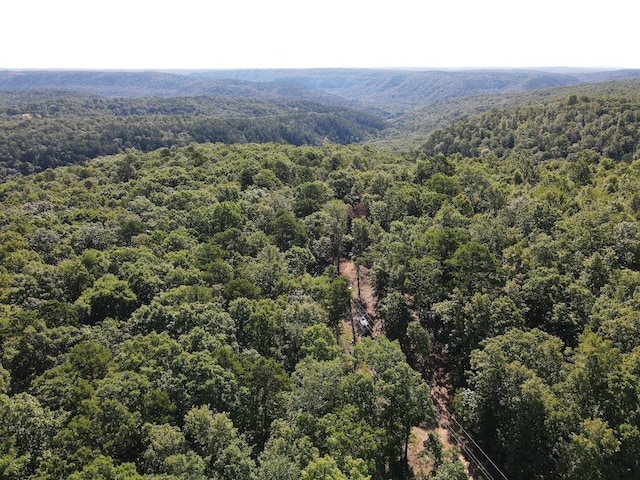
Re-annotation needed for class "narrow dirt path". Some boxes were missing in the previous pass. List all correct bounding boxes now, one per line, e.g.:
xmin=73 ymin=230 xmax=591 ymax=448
xmin=340 ymin=260 xmax=383 ymax=337
xmin=428 ymin=346 xmax=473 ymax=477
xmin=340 ymin=260 xmax=377 ymax=318
xmin=408 ymin=426 xmax=432 ymax=478
xmin=340 ymin=259 xmax=472 ymax=479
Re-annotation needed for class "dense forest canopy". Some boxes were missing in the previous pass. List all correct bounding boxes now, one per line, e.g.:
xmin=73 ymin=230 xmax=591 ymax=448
xmin=2 ymin=69 xmax=640 ymax=479
xmin=0 ymin=143 xmax=437 ymax=479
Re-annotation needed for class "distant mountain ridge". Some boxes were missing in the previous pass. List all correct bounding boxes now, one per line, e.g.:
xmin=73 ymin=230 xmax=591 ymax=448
xmin=188 ymin=68 xmax=640 ymax=111
xmin=3 ymin=68 xmax=640 ymax=114
xmin=0 ymin=70 xmax=346 ymax=106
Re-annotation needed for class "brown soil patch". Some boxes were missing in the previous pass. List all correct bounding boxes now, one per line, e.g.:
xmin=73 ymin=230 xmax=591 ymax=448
xmin=340 ymin=258 xmax=471 ymax=478
xmin=407 ymin=426 xmax=432 ymax=479
xmin=340 ymin=259 xmax=384 ymax=337
xmin=429 ymin=361 xmax=472 ymax=477
xmin=340 ymin=260 xmax=377 ymax=316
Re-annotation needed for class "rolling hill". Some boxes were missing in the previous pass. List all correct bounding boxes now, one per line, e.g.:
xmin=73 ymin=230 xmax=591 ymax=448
xmin=4 ymin=68 xmax=640 ymax=113
xmin=0 ymin=91 xmax=386 ymax=180
xmin=188 ymin=67 xmax=640 ymax=111
xmin=420 ymin=80 xmax=640 ymax=162
xmin=2 ymin=67 xmax=640 ymax=178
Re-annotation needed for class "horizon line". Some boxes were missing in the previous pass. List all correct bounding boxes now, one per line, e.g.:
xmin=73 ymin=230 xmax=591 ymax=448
xmin=1 ymin=66 xmax=638 ymax=73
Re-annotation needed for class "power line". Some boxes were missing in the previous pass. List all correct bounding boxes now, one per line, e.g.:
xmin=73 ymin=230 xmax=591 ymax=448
xmin=445 ymin=421 xmax=495 ymax=480
xmin=347 ymin=279 xmax=509 ymax=480
xmin=442 ymin=405 xmax=509 ymax=480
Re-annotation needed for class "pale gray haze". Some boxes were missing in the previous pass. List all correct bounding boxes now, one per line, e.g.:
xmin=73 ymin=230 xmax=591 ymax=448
xmin=3 ymin=0 xmax=638 ymax=69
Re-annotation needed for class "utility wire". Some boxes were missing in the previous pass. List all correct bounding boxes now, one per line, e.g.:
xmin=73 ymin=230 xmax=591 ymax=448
xmin=445 ymin=422 xmax=495 ymax=480
xmin=348 ymin=286 xmax=509 ymax=480
xmin=445 ymin=406 xmax=509 ymax=480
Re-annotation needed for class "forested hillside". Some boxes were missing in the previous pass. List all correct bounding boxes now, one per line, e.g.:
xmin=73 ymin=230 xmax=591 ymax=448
xmin=375 ymin=78 xmax=640 ymax=150
xmin=4 ymin=70 xmax=639 ymax=178
xmin=422 ymin=84 xmax=640 ymax=162
xmin=0 ymin=91 xmax=385 ymax=180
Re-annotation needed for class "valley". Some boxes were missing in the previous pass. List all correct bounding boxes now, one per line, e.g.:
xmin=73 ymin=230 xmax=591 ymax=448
xmin=1 ymin=67 xmax=640 ymax=479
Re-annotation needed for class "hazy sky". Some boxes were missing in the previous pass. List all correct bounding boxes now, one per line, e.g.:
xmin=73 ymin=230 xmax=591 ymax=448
xmin=3 ymin=0 xmax=638 ymax=70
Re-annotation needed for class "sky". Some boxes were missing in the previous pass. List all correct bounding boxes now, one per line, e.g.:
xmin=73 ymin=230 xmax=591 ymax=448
xmin=2 ymin=0 xmax=639 ymax=70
